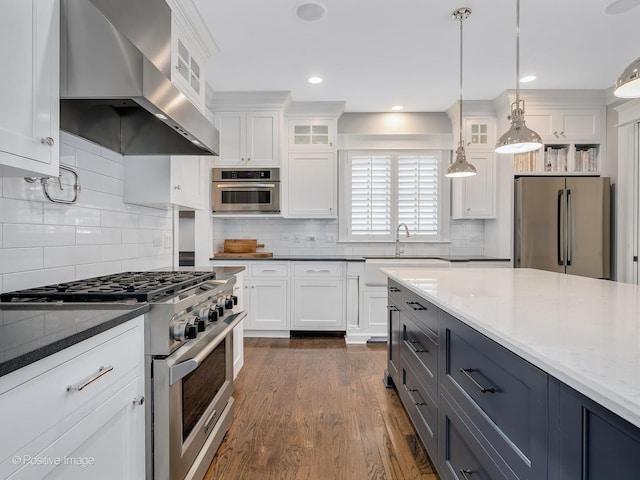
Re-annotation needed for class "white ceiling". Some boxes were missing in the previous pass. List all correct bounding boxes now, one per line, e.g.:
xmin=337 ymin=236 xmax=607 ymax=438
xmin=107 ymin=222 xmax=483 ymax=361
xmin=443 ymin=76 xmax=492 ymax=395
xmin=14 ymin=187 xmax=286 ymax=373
xmin=192 ymin=0 xmax=640 ymax=112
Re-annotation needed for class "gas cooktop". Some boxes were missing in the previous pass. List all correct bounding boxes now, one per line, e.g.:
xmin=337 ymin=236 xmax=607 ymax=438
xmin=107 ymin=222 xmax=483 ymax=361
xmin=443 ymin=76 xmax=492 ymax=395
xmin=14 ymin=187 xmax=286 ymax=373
xmin=0 ymin=271 xmax=217 ymax=303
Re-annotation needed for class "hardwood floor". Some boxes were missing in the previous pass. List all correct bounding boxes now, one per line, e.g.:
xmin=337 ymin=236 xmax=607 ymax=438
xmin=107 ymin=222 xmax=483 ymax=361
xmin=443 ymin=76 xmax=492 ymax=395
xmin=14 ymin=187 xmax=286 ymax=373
xmin=205 ymin=337 xmax=439 ymax=480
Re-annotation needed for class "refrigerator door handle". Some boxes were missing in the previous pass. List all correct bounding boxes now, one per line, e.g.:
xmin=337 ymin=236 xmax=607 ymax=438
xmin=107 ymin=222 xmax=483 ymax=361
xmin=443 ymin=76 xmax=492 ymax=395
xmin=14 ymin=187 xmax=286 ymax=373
xmin=558 ymin=189 xmax=565 ymax=266
xmin=567 ymin=189 xmax=573 ymax=266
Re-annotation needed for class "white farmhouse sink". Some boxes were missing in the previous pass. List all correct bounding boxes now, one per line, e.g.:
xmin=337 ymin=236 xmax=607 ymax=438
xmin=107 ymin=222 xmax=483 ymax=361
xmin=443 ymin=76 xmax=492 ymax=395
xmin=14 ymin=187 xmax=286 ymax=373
xmin=363 ymin=258 xmax=450 ymax=286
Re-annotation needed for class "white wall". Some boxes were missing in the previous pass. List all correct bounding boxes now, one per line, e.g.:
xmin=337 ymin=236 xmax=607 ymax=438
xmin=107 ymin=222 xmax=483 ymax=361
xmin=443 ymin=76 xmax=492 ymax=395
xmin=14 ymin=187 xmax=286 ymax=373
xmin=0 ymin=132 xmax=173 ymax=293
xmin=211 ymin=217 xmax=483 ymax=257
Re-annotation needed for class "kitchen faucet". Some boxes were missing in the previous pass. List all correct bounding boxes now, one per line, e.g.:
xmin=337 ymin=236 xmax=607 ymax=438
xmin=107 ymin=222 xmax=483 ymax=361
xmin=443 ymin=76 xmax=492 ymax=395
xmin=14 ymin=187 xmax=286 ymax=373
xmin=395 ymin=223 xmax=410 ymax=256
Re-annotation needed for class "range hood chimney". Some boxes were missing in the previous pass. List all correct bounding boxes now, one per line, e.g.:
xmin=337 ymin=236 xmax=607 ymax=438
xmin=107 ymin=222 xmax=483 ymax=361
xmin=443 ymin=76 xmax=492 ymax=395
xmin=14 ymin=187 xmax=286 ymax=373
xmin=60 ymin=0 xmax=219 ymax=156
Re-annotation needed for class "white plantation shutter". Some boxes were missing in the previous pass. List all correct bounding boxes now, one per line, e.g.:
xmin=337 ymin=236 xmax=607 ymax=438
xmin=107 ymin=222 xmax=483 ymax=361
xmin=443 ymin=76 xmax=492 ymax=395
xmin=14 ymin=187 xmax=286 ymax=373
xmin=397 ymin=153 xmax=439 ymax=235
xmin=350 ymin=153 xmax=392 ymax=236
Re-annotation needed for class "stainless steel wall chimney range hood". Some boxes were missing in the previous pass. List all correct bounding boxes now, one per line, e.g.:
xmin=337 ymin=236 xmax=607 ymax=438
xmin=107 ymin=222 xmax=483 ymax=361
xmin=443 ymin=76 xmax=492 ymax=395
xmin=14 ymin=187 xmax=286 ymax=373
xmin=60 ymin=0 xmax=219 ymax=156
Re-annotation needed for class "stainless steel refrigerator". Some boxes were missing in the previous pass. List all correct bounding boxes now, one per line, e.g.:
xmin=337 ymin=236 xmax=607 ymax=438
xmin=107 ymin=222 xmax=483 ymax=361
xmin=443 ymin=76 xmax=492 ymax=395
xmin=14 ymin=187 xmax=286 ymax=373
xmin=514 ymin=176 xmax=611 ymax=279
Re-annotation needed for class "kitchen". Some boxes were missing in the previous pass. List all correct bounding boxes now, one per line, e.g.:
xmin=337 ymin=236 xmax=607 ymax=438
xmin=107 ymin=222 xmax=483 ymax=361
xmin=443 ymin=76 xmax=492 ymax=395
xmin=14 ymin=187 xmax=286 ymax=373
xmin=1 ymin=0 xmax=640 ymax=479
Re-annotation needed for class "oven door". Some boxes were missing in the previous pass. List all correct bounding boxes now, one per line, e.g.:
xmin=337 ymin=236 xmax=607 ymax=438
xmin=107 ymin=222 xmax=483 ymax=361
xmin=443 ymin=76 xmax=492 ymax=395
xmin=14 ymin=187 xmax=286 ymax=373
xmin=151 ymin=311 xmax=245 ymax=480
xmin=212 ymin=182 xmax=280 ymax=213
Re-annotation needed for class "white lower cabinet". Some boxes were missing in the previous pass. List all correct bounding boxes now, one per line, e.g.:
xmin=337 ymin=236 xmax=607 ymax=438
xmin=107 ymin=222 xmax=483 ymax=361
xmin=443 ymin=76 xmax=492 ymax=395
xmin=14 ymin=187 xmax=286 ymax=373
xmin=0 ymin=317 xmax=145 ymax=480
xmin=291 ymin=262 xmax=345 ymax=330
xmin=244 ymin=279 xmax=289 ymax=333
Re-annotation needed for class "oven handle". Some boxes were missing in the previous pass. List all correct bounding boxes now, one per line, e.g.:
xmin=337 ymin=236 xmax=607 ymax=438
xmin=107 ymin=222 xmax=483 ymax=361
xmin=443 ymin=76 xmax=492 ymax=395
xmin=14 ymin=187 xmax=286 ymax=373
xmin=215 ymin=184 xmax=276 ymax=188
xmin=169 ymin=311 xmax=246 ymax=386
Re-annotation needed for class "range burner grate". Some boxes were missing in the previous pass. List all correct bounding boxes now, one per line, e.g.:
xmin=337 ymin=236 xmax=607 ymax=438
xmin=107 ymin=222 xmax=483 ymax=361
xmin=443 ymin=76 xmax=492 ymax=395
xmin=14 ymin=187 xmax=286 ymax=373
xmin=0 ymin=271 xmax=217 ymax=303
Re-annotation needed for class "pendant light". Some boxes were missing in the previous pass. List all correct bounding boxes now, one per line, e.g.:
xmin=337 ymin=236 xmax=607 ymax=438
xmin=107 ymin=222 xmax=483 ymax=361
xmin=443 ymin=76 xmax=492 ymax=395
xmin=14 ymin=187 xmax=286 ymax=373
xmin=614 ymin=57 xmax=640 ymax=97
xmin=495 ymin=0 xmax=542 ymax=154
xmin=446 ymin=7 xmax=477 ymax=178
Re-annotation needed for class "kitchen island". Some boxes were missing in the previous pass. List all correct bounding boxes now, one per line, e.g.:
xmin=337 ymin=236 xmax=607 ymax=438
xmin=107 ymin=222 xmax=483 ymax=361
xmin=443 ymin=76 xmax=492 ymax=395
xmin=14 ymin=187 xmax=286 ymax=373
xmin=382 ymin=267 xmax=640 ymax=480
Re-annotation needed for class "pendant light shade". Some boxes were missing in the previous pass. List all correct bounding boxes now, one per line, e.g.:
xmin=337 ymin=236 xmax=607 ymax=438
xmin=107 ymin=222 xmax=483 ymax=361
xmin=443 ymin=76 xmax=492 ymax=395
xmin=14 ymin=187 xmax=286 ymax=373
xmin=614 ymin=57 xmax=640 ymax=98
xmin=445 ymin=7 xmax=477 ymax=178
xmin=495 ymin=0 xmax=542 ymax=155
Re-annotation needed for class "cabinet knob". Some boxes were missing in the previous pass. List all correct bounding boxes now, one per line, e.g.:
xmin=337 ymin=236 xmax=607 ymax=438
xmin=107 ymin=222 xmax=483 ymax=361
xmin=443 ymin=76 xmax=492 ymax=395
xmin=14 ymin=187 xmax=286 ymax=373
xmin=174 ymin=185 xmax=181 ymax=190
xmin=247 ymin=157 xmax=251 ymax=162
xmin=559 ymin=131 xmax=565 ymax=137
xmin=241 ymin=157 xmax=245 ymax=162
xmin=41 ymin=137 xmax=54 ymax=147
xmin=133 ymin=396 xmax=145 ymax=406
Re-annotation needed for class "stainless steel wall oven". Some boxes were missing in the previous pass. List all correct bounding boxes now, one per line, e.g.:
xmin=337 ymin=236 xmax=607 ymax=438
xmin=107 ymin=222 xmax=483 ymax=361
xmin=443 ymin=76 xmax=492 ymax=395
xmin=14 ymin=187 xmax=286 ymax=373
xmin=211 ymin=168 xmax=280 ymax=214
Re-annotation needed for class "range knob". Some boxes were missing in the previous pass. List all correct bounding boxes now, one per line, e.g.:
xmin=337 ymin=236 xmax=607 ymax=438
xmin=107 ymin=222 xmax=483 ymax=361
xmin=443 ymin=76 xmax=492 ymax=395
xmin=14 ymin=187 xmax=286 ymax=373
xmin=172 ymin=321 xmax=198 ymax=341
xmin=231 ymin=295 xmax=238 ymax=305
xmin=225 ymin=298 xmax=234 ymax=310
xmin=187 ymin=314 xmax=206 ymax=332
xmin=216 ymin=305 xmax=224 ymax=317
xmin=208 ymin=308 xmax=219 ymax=322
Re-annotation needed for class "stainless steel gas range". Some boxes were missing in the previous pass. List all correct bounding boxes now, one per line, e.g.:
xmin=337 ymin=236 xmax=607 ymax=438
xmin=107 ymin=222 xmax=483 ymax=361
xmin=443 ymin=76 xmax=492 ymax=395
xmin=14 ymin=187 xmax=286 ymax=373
xmin=1 ymin=271 xmax=245 ymax=480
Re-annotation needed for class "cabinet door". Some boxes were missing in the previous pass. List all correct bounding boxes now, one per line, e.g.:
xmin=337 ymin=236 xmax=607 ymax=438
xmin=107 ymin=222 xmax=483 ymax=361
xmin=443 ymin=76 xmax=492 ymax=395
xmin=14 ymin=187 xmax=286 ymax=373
xmin=526 ymin=109 xmax=601 ymax=142
xmin=464 ymin=117 xmax=495 ymax=151
xmin=0 ymin=0 xmax=59 ymax=177
xmin=362 ymin=288 xmax=389 ymax=337
xmin=292 ymin=279 xmax=345 ymax=330
xmin=550 ymin=381 xmax=640 ymax=480
xmin=215 ymin=112 xmax=247 ymax=166
xmin=170 ymin=156 xmax=205 ymax=209
xmin=232 ymin=274 xmax=244 ymax=379
xmin=287 ymin=152 xmax=336 ymax=217
xmin=288 ymin=119 xmax=335 ymax=150
xmin=246 ymin=279 xmax=289 ymax=330
xmin=451 ymin=151 xmax=495 ymax=219
xmin=246 ymin=111 xmax=279 ymax=166
xmin=170 ymin=18 xmax=205 ymax=113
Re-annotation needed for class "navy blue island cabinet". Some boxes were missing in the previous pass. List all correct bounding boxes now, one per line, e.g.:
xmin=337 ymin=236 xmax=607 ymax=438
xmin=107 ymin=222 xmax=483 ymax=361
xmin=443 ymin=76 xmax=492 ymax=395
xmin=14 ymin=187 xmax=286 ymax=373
xmin=386 ymin=281 xmax=640 ymax=480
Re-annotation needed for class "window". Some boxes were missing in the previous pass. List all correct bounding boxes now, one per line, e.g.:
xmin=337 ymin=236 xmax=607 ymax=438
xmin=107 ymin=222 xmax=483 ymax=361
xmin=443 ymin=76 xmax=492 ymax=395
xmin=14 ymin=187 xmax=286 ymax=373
xmin=340 ymin=150 xmax=450 ymax=241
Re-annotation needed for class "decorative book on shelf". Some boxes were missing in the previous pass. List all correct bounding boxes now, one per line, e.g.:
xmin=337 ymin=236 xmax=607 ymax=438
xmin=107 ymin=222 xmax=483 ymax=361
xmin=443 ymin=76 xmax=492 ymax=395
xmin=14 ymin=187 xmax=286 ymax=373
xmin=514 ymin=144 xmax=600 ymax=173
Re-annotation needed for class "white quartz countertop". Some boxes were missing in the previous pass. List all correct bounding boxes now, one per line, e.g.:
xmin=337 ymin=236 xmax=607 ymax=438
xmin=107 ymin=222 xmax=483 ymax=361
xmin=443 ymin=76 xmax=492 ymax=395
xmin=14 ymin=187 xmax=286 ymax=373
xmin=381 ymin=267 xmax=640 ymax=429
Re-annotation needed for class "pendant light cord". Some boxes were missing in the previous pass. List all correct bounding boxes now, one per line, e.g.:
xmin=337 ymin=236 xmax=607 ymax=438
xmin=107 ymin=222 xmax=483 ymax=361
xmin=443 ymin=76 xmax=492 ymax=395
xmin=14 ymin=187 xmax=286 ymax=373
xmin=515 ymin=0 xmax=521 ymax=105
xmin=458 ymin=13 xmax=464 ymax=148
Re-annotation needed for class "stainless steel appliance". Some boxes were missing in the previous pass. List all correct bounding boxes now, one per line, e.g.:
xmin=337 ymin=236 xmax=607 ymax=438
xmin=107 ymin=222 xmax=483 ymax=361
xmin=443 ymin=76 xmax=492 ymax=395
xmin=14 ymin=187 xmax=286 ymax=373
xmin=212 ymin=168 xmax=280 ymax=213
xmin=514 ymin=176 xmax=611 ymax=278
xmin=59 ymin=0 xmax=219 ymax=156
xmin=1 ymin=271 xmax=244 ymax=480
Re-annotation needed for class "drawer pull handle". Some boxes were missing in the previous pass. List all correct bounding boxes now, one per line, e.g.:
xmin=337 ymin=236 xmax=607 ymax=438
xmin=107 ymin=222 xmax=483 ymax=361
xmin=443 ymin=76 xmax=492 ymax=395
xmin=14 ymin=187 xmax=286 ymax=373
xmin=67 ymin=365 xmax=114 ymax=392
xmin=459 ymin=469 xmax=473 ymax=480
xmin=389 ymin=286 xmax=401 ymax=292
xmin=387 ymin=305 xmax=399 ymax=311
xmin=460 ymin=368 xmax=495 ymax=394
xmin=404 ymin=339 xmax=427 ymax=353
xmin=403 ymin=384 xmax=426 ymax=406
xmin=306 ymin=269 xmax=331 ymax=273
xmin=406 ymin=301 xmax=427 ymax=311
xmin=262 ymin=269 xmax=277 ymax=272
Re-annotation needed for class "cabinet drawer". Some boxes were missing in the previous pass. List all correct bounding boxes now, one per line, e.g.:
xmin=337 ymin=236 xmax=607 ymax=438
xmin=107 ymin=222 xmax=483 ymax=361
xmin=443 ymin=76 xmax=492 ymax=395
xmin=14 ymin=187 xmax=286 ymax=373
xmin=293 ymin=262 xmax=344 ymax=277
xmin=251 ymin=263 xmax=289 ymax=277
xmin=440 ymin=391 xmax=510 ymax=480
xmin=398 ymin=362 xmax=438 ymax=457
xmin=442 ymin=312 xmax=548 ymax=478
xmin=0 ymin=319 xmax=143 ymax=459
xmin=401 ymin=314 xmax=437 ymax=396
xmin=401 ymin=288 xmax=439 ymax=336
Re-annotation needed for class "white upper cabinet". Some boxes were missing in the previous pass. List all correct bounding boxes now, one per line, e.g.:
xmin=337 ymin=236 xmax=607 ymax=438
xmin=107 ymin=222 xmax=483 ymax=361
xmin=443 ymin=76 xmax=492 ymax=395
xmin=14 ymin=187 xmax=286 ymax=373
xmin=171 ymin=17 xmax=206 ymax=113
xmin=124 ymin=155 xmax=208 ymax=209
xmin=287 ymin=152 xmax=336 ymax=217
xmin=451 ymin=150 xmax=496 ymax=219
xmin=525 ymin=108 xmax=601 ymax=143
xmin=0 ymin=0 xmax=60 ymax=177
xmin=464 ymin=117 xmax=495 ymax=151
xmin=287 ymin=119 xmax=336 ymax=150
xmin=214 ymin=111 xmax=280 ymax=167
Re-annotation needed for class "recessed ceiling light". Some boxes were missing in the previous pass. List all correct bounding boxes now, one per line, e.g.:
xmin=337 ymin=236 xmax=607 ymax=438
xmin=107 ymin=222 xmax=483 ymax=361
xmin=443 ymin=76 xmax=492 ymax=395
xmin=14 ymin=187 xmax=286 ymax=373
xmin=155 ymin=113 xmax=168 ymax=120
xmin=308 ymin=76 xmax=323 ymax=84
xmin=391 ymin=105 xmax=404 ymax=111
xmin=520 ymin=75 xmax=537 ymax=83
xmin=295 ymin=2 xmax=327 ymax=22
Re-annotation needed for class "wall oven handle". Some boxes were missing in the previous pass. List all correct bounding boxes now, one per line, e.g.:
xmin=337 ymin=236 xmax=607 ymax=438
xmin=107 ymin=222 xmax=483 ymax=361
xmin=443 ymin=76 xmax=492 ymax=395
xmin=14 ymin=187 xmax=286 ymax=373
xmin=215 ymin=183 xmax=276 ymax=188
xmin=169 ymin=311 xmax=247 ymax=386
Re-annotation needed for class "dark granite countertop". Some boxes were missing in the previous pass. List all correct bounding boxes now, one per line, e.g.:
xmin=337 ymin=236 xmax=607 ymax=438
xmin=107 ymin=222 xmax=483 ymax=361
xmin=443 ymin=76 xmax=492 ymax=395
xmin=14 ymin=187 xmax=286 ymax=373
xmin=210 ymin=255 xmax=510 ymax=263
xmin=0 ymin=304 xmax=149 ymax=378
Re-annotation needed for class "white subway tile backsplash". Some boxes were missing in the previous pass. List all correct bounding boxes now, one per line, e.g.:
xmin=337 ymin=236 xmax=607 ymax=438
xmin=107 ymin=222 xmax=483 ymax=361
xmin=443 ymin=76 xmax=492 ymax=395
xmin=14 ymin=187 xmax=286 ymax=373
xmin=0 ymin=198 xmax=42 ymax=223
xmin=75 ymin=261 xmax=122 ymax=280
xmin=44 ymin=245 xmax=101 ymax=268
xmin=2 ymin=224 xmax=75 ymax=248
xmin=101 ymin=210 xmax=139 ymax=229
xmin=0 ymin=137 xmax=174 ymax=288
xmin=76 ymin=227 xmax=122 ymax=245
xmin=3 ymin=266 xmax=76 ymax=292
xmin=101 ymin=244 xmax=140 ymax=262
